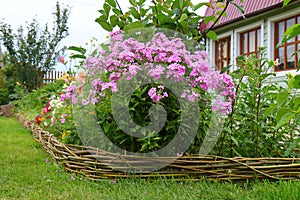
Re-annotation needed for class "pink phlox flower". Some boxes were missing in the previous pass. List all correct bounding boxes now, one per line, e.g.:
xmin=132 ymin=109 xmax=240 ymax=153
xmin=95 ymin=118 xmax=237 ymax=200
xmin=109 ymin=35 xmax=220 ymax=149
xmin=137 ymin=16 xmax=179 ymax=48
xmin=212 ymin=100 xmax=232 ymax=115
xmin=181 ymin=90 xmax=189 ymax=98
xmin=187 ymin=91 xmax=200 ymax=102
xmin=51 ymin=118 xmax=55 ymax=126
xmin=148 ymin=85 xmax=168 ymax=103
xmin=106 ymin=59 xmax=120 ymax=71
xmin=91 ymin=98 xmax=99 ymax=104
xmin=119 ymin=51 xmax=135 ymax=63
xmin=61 ymin=114 xmax=68 ymax=124
xmin=152 ymin=32 xmax=169 ymax=47
xmin=148 ymin=65 xmax=165 ymax=79
xmin=127 ymin=65 xmax=141 ymax=80
xmin=138 ymin=47 xmax=153 ymax=61
xmin=192 ymin=51 xmax=208 ymax=60
xmin=166 ymin=63 xmax=186 ymax=82
xmin=108 ymin=81 xmax=118 ymax=92
xmin=167 ymin=53 xmax=182 ymax=63
xmin=148 ymin=87 xmax=156 ymax=99
xmin=65 ymin=85 xmax=76 ymax=93
xmin=110 ymin=30 xmax=123 ymax=42
xmin=154 ymin=52 xmax=168 ymax=62
xmin=171 ymin=38 xmax=186 ymax=49
xmin=82 ymin=99 xmax=90 ymax=106
xmin=109 ymin=72 xmax=122 ymax=81
xmin=198 ymin=61 xmax=210 ymax=73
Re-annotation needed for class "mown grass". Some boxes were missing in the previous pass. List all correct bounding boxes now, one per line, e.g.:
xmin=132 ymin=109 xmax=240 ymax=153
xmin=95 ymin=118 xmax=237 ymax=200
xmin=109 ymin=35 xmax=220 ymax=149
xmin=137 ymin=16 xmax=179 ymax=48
xmin=1 ymin=116 xmax=300 ymax=200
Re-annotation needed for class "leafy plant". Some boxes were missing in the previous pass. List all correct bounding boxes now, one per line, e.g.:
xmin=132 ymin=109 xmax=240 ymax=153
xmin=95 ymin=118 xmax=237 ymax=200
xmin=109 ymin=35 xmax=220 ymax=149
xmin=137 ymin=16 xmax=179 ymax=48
xmin=0 ymin=1 xmax=70 ymax=92
xmin=95 ymin=0 xmax=245 ymax=44
xmin=216 ymin=48 xmax=300 ymax=158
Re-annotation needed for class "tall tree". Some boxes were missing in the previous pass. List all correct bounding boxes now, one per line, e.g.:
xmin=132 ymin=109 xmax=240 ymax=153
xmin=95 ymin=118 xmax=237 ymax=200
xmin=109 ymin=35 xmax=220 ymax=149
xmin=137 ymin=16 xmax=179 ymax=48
xmin=0 ymin=1 xmax=70 ymax=92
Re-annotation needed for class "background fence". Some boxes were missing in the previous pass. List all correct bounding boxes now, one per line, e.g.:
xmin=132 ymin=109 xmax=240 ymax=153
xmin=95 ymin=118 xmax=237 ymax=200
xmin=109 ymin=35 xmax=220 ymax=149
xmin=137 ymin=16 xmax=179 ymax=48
xmin=43 ymin=70 xmax=64 ymax=83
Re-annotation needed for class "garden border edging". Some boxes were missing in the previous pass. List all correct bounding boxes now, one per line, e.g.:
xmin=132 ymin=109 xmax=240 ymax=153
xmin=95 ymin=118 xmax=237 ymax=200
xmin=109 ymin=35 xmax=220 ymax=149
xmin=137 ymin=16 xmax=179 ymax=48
xmin=17 ymin=114 xmax=300 ymax=181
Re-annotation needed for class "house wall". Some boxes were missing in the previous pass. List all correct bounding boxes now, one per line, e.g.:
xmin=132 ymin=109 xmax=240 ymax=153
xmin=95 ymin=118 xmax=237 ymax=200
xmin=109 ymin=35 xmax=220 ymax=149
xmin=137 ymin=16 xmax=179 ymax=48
xmin=206 ymin=1 xmax=300 ymax=85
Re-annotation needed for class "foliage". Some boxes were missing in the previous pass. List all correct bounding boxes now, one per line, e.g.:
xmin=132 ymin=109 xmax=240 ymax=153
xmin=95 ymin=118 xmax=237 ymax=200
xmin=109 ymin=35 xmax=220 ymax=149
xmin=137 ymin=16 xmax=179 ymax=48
xmin=95 ymin=0 xmax=245 ymax=44
xmin=0 ymin=69 xmax=10 ymax=105
xmin=216 ymin=48 xmax=300 ymax=158
xmin=0 ymin=1 xmax=70 ymax=93
xmin=15 ymin=73 xmax=80 ymax=144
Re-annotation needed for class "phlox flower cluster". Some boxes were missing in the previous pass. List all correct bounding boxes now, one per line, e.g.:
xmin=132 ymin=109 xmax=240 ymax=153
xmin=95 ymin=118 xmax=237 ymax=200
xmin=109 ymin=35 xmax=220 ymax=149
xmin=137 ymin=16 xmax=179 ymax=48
xmin=62 ymin=30 xmax=235 ymax=114
xmin=148 ymin=85 xmax=168 ymax=103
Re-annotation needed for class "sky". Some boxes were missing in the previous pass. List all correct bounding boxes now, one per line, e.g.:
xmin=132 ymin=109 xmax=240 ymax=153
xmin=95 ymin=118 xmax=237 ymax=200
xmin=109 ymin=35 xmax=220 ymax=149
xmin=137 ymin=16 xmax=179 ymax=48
xmin=0 ymin=0 xmax=207 ymax=70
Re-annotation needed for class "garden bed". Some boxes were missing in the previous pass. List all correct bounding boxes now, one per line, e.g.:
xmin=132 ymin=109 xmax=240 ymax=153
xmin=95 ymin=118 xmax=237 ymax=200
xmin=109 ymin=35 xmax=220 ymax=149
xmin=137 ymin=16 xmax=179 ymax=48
xmin=17 ymin=114 xmax=300 ymax=181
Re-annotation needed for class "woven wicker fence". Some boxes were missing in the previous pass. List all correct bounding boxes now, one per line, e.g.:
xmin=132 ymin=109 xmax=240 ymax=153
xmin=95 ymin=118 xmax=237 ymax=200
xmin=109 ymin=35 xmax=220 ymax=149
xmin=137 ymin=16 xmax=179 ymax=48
xmin=18 ymin=115 xmax=300 ymax=181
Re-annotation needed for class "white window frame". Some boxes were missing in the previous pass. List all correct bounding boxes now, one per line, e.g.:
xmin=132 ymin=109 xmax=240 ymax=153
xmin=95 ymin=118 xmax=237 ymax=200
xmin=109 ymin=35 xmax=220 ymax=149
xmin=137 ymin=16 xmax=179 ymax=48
xmin=208 ymin=31 xmax=233 ymax=72
xmin=267 ymin=7 xmax=300 ymax=76
xmin=234 ymin=20 xmax=264 ymax=61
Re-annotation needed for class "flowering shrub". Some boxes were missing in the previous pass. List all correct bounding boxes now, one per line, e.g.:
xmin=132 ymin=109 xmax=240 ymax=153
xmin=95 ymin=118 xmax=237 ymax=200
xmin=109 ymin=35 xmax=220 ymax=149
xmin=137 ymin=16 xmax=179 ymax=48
xmin=35 ymin=73 xmax=80 ymax=144
xmin=63 ymin=31 xmax=235 ymax=110
xmin=59 ymin=30 xmax=235 ymax=154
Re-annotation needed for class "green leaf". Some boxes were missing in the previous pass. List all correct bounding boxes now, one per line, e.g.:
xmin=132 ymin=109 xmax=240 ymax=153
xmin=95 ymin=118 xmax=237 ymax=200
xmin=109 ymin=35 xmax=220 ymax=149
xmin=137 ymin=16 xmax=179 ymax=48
xmin=113 ymin=8 xmax=122 ymax=15
xmin=204 ymin=16 xmax=217 ymax=24
xmin=276 ymin=107 xmax=288 ymax=122
xmin=179 ymin=0 xmax=183 ymax=10
xmin=130 ymin=7 xmax=140 ymax=19
xmin=158 ymin=13 xmax=168 ymax=24
xmin=179 ymin=20 xmax=188 ymax=30
xmin=106 ymin=0 xmax=116 ymax=8
xmin=103 ymin=3 xmax=111 ymax=15
xmin=275 ymin=112 xmax=295 ymax=129
xmin=96 ymin=19 xmax=113 ymax=31
xmin=140 ymin=8 xmax=148 ymax=16
xmin=284 ymin=137 xmax=300 ymax=157
xmin=129 ymin=0 xmax=137 ymax=6
xmin=278 ymin=24 xmax=300 ymax=46
xmin=123 ymin=21 xmax=144 ymax=31
xmin=263 ymin=103 xmax=276 ymax=119
xmin=231 ymin=2 xmax=244 ymax=14
xmin=206 ymin=30 xmax=218 ymax=41
xmin=69 ymin=54 xmax=86 ymax=59
xmin=276 ymin=90 xmax=290 ymax=106
xmin=110 ymin=15 xmax=119 ymax=27
xmin=220 ymin=65 xmax=231 ymax=74
xmin=179 ymin=13 xmax=188 ymax=22
xmin=68 ymin=46 xmax=86 ymax=54
xmin=283 ymin=0 xmax=292 ymax=7
xmin=192 ymin=2 xmax=209 ymax=11
xmin=137 ymin=0 xmax=146 ymax=6
xmin=293 ymin=74 xmax=300 ymax=89
xmin=98 ymin=10 xmax=105 ymax=15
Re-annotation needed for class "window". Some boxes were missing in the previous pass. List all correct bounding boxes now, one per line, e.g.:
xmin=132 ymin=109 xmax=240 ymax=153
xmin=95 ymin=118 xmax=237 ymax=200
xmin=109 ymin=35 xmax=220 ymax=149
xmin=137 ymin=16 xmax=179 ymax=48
xmin=214 ymin=36 xmax=231 ymax=71
xmin=240 ymin=27 xmax=261 ymax=56
xmin=274 ymin=15 xmax=300 ymax=71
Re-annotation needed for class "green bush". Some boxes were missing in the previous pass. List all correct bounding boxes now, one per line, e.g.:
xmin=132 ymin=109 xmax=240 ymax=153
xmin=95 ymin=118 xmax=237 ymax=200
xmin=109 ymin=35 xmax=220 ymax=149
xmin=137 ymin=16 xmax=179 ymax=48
xmin=215 ymin=48 xmax=300 ymax=158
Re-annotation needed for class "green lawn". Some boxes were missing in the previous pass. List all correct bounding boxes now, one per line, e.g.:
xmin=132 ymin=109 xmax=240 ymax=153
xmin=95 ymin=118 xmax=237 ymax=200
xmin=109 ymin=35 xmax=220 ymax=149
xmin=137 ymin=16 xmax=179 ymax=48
xmin=1 ymin=116 xmax=300 ymax=200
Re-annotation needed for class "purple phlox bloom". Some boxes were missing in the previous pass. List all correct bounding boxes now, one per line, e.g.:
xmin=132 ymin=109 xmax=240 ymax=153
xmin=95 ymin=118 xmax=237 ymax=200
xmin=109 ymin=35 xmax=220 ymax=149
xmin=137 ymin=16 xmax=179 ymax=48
xmin=166 ymin=63 xmax=186 ymax=82
xmin=148 ymin=65 xmax=165 ymax=79
xmin=148 ymin=86 xmax=168 ymax=103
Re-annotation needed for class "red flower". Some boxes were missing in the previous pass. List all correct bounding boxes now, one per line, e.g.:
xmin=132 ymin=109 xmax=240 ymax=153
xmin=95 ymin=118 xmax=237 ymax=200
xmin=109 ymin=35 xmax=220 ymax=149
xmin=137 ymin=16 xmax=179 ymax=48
xmin=35 ymin=115 xmax=44 ymax=125
xmin=41 ymin=101 xmax=51 ymax=115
